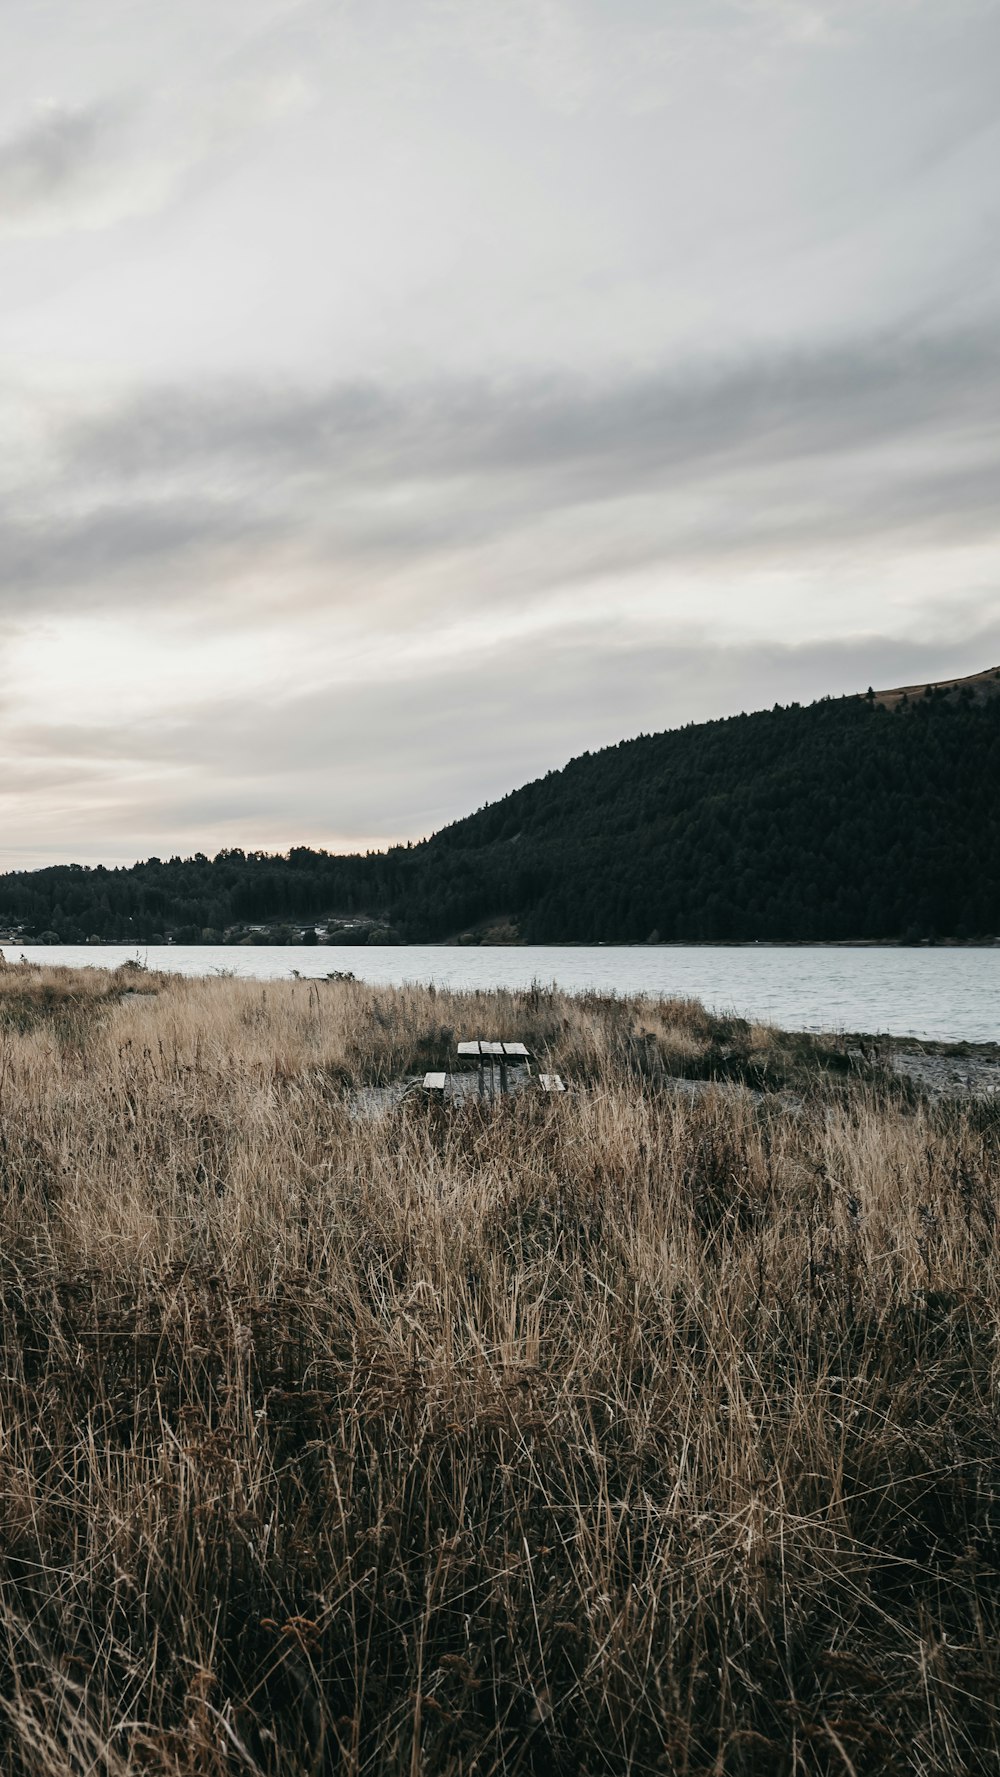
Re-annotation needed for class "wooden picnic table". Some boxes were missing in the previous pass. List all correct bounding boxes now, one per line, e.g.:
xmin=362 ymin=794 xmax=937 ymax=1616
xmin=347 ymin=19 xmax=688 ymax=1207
xmin=424 ymin=1040 xmax=564 ymax=1101
xmin=456 ymin=1039 xmax=532 ymax=1097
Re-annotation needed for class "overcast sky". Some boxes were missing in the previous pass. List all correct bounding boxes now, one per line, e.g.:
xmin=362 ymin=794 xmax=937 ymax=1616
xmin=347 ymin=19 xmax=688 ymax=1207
xmin=2 ymin=0 xmax=999 ymax=866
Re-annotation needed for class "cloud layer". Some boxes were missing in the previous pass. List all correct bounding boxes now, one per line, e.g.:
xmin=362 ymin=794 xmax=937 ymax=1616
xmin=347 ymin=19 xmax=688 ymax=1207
xmin=1 ymin=0 xmax=998 ymax=865
xmin=7 ymin=324 xmax=999 ymax=612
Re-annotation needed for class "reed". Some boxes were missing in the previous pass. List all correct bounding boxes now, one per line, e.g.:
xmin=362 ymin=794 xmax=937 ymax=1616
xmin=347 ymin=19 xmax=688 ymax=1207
xmin=0 ymin=961 xmax=996 ymax=1774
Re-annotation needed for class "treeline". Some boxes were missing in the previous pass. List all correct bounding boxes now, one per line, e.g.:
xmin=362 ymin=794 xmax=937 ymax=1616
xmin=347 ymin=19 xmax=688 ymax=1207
xmin=3 ymin=684 xmax=1000 ymax=943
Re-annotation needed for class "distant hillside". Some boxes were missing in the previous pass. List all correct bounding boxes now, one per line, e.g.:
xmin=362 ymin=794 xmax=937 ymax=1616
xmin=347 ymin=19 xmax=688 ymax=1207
xmin=2 ymin=673 xmax=1000 ymax=944
xmin=872 ymin=664 xmax=1000 ymax=710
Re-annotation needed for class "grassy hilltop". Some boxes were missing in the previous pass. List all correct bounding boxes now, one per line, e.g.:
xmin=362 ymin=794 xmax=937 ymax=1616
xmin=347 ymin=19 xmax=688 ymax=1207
xmin=0 ymin=959 xmax=999 ymax=1771
xmin=2 ymin=670 xmax=1000 ymax=946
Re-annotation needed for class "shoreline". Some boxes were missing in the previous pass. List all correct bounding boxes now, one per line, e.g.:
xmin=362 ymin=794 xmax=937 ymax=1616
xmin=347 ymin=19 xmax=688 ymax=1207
xmin=4 ymin=944 xmax=999 ymax=1049
xmin=3 ymin=952 xmax=999 ymax=1087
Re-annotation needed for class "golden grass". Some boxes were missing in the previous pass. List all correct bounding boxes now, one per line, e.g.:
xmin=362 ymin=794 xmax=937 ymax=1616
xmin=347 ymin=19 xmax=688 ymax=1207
xmin=0 ymin=961 xmax=997 ymax=1774
xmin=872 ymin=664 xmax=1000 ymax=709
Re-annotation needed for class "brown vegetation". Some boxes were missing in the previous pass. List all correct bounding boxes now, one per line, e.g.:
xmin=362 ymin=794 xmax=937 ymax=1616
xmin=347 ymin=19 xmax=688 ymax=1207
xmin=871 ymin=664 xmax=1000 ymax=710
xmin=0 ymin=962 xmax=998 ymax=1773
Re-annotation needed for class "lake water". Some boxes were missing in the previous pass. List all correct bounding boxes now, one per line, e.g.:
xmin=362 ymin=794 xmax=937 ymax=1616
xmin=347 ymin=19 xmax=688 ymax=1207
xmin=3 ymin=943 xmax=998 ymax=1044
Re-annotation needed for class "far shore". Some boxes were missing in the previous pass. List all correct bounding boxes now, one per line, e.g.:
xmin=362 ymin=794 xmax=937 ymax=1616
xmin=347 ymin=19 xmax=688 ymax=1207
xmin=2 ymin=936 xmax=999 ymax=950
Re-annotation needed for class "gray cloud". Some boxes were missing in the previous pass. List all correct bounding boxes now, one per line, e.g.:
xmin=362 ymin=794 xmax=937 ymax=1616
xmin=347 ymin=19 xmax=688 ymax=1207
xmin=0 ymin=497 xmax=280 ymax=609
xmin=0 ymin=103 xmax=114 ymax=218
xmin=0 ymin=68 xmax=311 ymax=238
xmin=70 ymin=327 xmax=1000 ymax=488
xmin=0 ymin=323 xmax=989 ymax=619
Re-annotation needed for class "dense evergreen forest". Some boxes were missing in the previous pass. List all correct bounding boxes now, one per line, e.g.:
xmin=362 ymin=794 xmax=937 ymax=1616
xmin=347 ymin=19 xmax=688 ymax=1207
xmin=3 ymin=679 xmax=999 ymax=944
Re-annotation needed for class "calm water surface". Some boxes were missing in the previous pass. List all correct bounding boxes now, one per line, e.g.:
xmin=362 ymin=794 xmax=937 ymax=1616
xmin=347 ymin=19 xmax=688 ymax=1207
xmin=4 ymin=944 xmax=998 ymax=1044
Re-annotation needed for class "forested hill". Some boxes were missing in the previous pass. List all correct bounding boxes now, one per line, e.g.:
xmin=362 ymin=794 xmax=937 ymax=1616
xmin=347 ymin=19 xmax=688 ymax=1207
xmin=3 ymin=674 xmax=1000 ymax=945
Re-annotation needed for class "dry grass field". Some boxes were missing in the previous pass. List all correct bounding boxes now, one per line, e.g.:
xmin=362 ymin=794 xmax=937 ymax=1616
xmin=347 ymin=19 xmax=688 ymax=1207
xmin=0 ymin=959 xmax=998 ymax=1775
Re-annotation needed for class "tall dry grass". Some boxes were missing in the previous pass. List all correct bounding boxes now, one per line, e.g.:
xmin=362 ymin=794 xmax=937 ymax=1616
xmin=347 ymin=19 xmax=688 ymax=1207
xmin=0 ymin=960 xmax=997 ymax=1774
